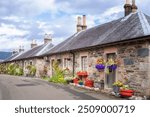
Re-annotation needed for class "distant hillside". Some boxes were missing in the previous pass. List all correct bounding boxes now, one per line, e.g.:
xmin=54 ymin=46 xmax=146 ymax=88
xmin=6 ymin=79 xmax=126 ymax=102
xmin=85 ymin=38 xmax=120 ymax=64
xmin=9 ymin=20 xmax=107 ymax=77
xmin=0 ymin=51 xmax=12 ymax=61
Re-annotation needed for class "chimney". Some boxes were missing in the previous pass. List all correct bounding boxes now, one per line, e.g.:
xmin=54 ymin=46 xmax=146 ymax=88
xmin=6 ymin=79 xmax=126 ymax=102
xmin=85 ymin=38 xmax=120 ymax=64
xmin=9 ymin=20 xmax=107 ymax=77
xmin=77 ymin=16 xmax=82 ymax=32
xmin=44 ymin=34 xmax=52 ymax=44
xmin=31 ymin=39 xmax=37 ymax=48
xmin=12 ymin=49 xmax=18 ymax=55
xmin=82 ymin=15 xmax=87 ymax=30
xmin=124 ymin=0 xmax=132 ymax=16
xmin=132 ymin=0 xmax=138 ymax=13
xmin=19 ymin=46 xmax=24 ymax=53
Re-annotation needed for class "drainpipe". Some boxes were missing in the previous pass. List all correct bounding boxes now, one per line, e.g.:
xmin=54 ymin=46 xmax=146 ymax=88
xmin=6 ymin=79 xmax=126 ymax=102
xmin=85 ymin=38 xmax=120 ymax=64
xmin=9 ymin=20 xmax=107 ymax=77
xmin=70 ymin=51 xmax=75 ymax=77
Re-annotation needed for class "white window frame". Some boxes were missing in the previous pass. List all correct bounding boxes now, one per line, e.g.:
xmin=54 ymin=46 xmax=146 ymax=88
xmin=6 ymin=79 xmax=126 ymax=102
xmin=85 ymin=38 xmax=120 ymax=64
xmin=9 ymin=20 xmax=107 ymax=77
xmin=81 ymin=56 xmax=88 ymax=71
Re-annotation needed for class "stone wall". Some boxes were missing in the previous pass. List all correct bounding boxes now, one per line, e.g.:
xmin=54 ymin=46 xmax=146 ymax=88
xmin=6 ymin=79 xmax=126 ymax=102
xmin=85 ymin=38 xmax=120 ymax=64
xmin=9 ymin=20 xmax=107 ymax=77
xmin=46 ymin=41 xmax=150 ymax=96
xmin=117 ymin=41 xmax=150 ymax=96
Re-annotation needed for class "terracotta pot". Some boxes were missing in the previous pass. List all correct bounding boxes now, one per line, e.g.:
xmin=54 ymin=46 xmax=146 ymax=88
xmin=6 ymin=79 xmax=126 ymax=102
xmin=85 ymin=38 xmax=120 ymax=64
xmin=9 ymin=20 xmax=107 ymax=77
xmin=73 ymin=78 xmax=78 ymax=84
xmin=85 ymin=79 xmax=94 ymax=87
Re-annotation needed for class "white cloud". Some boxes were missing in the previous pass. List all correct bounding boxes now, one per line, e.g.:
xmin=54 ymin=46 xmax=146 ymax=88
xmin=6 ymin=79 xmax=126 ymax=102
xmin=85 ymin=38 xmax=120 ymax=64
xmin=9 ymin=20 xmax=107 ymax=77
xmin=0 ymin=23 xmax=29 ymax=37
xmin=0 ymin=0 xmax=150 ymax=52
xmin=0 ymin=37 xmax=30 ymax=51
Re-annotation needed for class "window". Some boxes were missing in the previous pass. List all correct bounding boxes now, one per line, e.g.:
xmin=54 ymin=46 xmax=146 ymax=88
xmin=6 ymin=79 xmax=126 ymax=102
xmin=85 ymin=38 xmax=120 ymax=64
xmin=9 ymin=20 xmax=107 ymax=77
xmin=81 ymin=56 xmax=88 ymax=71
xmin=30 ymin=61 xmax=33 ymax=65
xmin=64 ymin=58 xmax=70 ymax=68
xmin=24 ymin=62 xmax=26 ymax=66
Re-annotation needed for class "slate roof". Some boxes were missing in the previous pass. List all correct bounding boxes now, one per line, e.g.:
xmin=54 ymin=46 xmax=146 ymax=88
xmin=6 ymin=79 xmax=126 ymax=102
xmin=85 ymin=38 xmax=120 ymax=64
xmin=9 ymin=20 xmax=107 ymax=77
xmin=0 ymin=51 xmax=12 ymax=61
xmin=4 ymin=53 xmax=20 ymax=62
xmin=43 ymin=11 xmax=150 ymax=55
xmin=3 ymin=42 xmax=54 ymax=62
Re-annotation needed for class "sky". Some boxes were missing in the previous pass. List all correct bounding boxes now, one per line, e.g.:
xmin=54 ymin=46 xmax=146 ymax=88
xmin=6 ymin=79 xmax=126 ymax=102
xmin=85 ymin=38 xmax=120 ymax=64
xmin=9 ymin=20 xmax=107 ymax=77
xmin=0 ymin=0 xmax=150 ymax=52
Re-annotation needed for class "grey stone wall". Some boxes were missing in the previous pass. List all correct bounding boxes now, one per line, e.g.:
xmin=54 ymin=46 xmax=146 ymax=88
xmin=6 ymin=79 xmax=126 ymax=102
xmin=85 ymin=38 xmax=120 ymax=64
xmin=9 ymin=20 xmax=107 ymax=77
xmin=117 ymin=42 xmax=150 ymax=96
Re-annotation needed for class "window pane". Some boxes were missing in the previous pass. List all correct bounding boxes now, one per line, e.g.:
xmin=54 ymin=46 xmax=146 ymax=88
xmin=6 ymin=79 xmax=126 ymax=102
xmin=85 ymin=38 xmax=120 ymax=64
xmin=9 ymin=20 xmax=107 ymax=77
xmin=81 ymin=56 xmax=87 ymax=71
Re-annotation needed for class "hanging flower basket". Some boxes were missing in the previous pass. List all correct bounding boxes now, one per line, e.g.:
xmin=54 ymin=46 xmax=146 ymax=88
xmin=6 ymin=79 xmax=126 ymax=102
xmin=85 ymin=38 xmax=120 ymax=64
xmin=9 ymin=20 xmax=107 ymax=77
xmin=106 ymin=58 xmax=119 ymax=73
xmin=95 ymin=57 xmax=105 ymax=71
xmin=95 ymin=64 xmax=105 ymax=71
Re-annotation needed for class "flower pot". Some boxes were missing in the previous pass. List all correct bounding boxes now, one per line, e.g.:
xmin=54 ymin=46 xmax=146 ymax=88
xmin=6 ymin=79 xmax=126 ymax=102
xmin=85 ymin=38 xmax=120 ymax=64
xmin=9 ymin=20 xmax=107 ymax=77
xmin=120 ymin=89 xmax=134 ymax=93
xmin=85 ymin=79 xmax=94 ymax=87
xmin=120 ymin=92 xmax=133 ymax=97
xmin=73 ymin=78 xmax=78 ymax=84
xmin=113 ymin=86 xmax=120 ymax=93
xmin=79 ymin=82 xmax=84 ymax=85
xmin=120 ymin=89 xmax=134 ymax=97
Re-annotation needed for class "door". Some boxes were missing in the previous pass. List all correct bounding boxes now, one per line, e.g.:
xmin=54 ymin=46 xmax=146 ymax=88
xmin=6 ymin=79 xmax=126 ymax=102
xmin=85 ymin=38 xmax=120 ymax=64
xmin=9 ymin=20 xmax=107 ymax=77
xmin=106 ymin=53 xmax=116 ymax=88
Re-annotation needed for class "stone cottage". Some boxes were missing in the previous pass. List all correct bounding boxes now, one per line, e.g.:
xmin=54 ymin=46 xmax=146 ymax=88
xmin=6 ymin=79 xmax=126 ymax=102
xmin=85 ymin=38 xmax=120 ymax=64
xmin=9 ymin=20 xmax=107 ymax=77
xmin=39 ymin=0 xmax=150 ymax=96
xmin=3 ymin=34 xmax=53 ymax=77
xmin=1 ymin=0 xmax=150 ymax=96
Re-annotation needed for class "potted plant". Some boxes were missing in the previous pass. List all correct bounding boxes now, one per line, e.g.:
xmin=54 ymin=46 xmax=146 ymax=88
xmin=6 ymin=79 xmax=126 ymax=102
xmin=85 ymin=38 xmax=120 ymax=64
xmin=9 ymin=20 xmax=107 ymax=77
xmin=113 ymin=80 xmax=124 ymax=93
xmin=120 ymin=85 xmax=134 ymax=97
xmin=73 ymin=78 xmax=79 ymax=84
xmin=95 ymin=57 xmax=105 ymax=71
xmin=77 ymin=71 xmax=88 ymax=77
xmin=85 ymin=79 xmax=94 ymax=87
xmin=78 ymin=80 xmax=84 ymax=86
xmin=106 ymin=58 xmax=118 ymax=73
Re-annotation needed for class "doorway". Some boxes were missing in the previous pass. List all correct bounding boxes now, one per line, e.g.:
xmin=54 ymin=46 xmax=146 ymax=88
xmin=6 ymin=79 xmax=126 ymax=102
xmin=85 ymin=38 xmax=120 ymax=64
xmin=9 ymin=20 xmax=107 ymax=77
xmin=105 ymin=53 xmax=116 ymax=88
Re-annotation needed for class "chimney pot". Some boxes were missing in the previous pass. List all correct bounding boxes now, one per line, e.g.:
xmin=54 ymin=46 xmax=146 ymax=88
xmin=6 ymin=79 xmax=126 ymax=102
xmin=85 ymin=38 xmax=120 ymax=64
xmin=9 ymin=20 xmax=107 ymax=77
xmin=77 ymin=16 xmax=82 ymax=25
xmin=126 ymin=0 xmax=130 ymax=4
xmin=124 ymin=0 xmax=132 ymax=16
xmin=82 ymin=15 xmax=87 ymax=30
xmin=12 ymin=49 xmax=18 ymax=55
xmin=132 ymin=0 xmax=138 ymax=13
xmin=44 ymin=34 xmax=52 ymax=44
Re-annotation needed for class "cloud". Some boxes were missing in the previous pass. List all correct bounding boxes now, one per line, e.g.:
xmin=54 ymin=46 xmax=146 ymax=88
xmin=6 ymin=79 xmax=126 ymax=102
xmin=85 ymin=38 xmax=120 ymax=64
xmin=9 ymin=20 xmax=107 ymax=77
xmin=0 ymin=23 xmax=29 ymax=37
xmin=0 ymin=0 xmax=150 ymax=52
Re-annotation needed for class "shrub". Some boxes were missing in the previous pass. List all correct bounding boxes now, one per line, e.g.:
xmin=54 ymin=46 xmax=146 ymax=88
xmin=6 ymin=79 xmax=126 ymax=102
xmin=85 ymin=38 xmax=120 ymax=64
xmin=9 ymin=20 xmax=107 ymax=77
xmin=26 ymin=65 xmax=36 ymax=76
xmin=0 ymin=64 xmax=7 ymax=74
xmin=6 ymin=63 xmax=23 ymax=76
xmin=49 ymin=61 xmax=66 ymax=84
xmin=7 ymin=63 xmax=16 ymax=75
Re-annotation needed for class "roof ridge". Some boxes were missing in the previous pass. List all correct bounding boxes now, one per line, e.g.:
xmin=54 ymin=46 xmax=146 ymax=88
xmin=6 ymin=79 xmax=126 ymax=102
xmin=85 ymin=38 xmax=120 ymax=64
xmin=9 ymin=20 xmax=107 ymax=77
xmin=36 ymin=42 xmax=52 ymax=56
xmin=138 ymin=11 xmax=150 ymax=35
